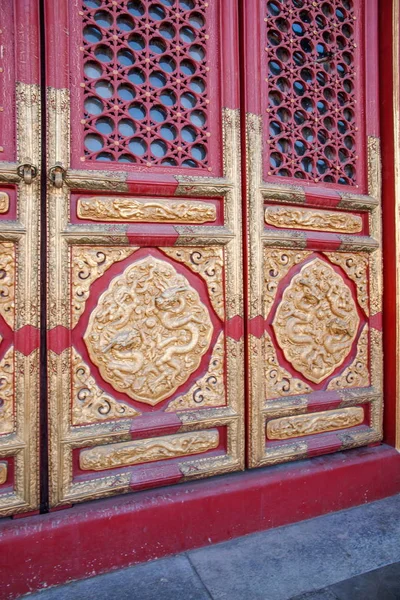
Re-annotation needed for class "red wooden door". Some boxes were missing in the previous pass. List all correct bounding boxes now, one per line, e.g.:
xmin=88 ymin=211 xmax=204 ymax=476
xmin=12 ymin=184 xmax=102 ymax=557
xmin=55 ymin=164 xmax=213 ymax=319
xmin=45 ymin=0 xmax=245 ymax=507
xmin=243 ymin=0 xmax=383 ymax=467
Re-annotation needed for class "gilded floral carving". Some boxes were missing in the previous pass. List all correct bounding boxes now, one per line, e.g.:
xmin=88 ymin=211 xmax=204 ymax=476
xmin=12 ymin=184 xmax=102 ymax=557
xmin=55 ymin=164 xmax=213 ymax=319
xmin=0 ymin=193 xmax=9 ymax=214
xmin=77 ymin=197 xmax=216 ymax=224
xmin=166 ymin=332 xmax=225 ymax=411
xmin=273 ymin=258 xmax=359 ymax=383
xmin=327 ymin=326 xmax=369 ymax=390
xmin=0 ymin=462 xmax=7 ymax=485
xmin=264 ymin=332 xmax=312 ymax=399
xmin=266 ymin=407 xmax=364 ymax=440
xmin=264 ymin=249 xmax=312 ymax=317
xmin=71 ymin=247 xmax=137 ymax=327
xmin=265 ymin=206 xmax=362 ymax=233
xmin=0 ymin=243 xmax=15 ymax=329
xmin=72 ymin=349 xmax=139 ymax=425
xmin=79 ymin=430 xmax=219 ymax=471
xmin=324 ymin=252 xmax=369 ymax=315
xmin=162 ymin=247 xmax=224 ymax=319
xmin=84 ymin=256 xmax=213 ymax=405
xmin=0 ymin=347 xmax=14 ymax=435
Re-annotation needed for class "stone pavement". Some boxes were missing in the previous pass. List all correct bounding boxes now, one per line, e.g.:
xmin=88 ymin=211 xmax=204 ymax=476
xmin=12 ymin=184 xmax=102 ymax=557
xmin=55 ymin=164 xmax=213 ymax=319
xmin=25 ymin=493 xmax=400 ymax=600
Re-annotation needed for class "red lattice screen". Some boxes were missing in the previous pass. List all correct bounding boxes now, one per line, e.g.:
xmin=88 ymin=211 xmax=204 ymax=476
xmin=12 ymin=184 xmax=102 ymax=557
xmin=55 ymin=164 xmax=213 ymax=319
xmin=263 ymin=0 xmax=363 ymax=187
xmin=79 ymin=0 xmax=212 ymax=169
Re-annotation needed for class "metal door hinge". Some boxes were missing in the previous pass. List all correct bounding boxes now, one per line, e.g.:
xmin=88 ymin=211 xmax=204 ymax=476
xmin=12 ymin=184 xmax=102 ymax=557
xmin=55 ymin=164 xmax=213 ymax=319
xmin=48 ymin=163 xmax=67 ymax=188
xmin=17 ymin=158 xmax=38 ymax=185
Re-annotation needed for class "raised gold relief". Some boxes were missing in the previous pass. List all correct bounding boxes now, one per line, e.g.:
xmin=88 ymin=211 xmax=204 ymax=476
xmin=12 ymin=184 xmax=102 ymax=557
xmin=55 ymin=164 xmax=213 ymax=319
xmin=0 ymin=348 xmax=14 ymax=435
xmin=71 ymin=247 xmax=137 ymax=327
xmin=267 ymin=407 xmax=364 ymax=440
xmin=72 ymin=349 xmax=139 ymax=425
xmin=77 ymin=197 xmax=216 ymax=224
xmin=0 ymin=193 xmax=9 ymax=214
xmin=0 ymin=243 xmax=15 ymax=329
xmin=265 ymin=206 xmax=362 ymax=233
xmin=273 ymin=258 xmax=359 ymax=384
xmin=264 ymin=249 xmax=312 ymax=317
xmin=163 ymin=247 xmax=224 ymax=319
xmin=264 ymin=332 xmax=312 ymax=399
xmin=85 ymin=256 xmax=213 ymax=405
xmin=0 ymin=462 xmax=7 ymax=485
xmin=327 ymin=326 xmax=369 ymax=390
xmin=79 ymin=429 xmax=219 ymax=471
xmin=166 ymin=332 xmax=225 ymax=411
xmin=324 ymin=252 xmax=369 ymax=315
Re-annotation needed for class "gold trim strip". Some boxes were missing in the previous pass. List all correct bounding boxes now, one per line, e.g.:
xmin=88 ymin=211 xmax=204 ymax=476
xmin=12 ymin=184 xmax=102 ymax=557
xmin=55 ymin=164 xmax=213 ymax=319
xmin=265 ymin=206 xmax=362 ymax=234
xmin=0 ymin=461 xmax=7 ymax=485
xmin=77 ymin=197 xmax=217 ymax=224
xmin=266 ymin=407 xmax=364 ymax=440
xmin=79 ymin=429 xmax=219 ymax=471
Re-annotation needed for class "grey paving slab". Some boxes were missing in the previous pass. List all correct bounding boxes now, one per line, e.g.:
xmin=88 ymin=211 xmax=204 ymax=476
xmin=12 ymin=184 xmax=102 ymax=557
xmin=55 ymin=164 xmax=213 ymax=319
xmin=187 ymin=494 xmax=400 ymax=600
xmin=25 ymin=554 xmax=211 ymax=600
xmin=328 ymin=562 xmax=400 ymax=600
xmin=290 ymin=592 xmax=339 ymax=600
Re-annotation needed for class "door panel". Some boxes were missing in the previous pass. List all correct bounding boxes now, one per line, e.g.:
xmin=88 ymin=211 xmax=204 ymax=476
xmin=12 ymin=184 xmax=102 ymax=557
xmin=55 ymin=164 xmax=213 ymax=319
xmin=46 ymin=0 xmax=244 ymax=507
xmin=244 ymin=0 xmax=383 ymax=467
xmin=0 ymin=1 xmax=41 ymax=515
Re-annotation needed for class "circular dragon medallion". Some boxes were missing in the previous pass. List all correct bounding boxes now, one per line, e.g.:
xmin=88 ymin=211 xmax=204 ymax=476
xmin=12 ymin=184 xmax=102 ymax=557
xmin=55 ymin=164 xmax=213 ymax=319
xmin=84 ymin=256 xmax=213 ymax=405
xmin=272 ymin=258 xmax=359 ymax=384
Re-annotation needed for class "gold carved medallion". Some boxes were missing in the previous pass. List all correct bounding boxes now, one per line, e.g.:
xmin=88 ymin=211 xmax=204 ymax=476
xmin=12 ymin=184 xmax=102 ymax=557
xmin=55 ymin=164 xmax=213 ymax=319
xmin=266 ymin=407 xmax=364 ymax=440
xmin=77 ymin=197 xmax=216 ymax=224
xmin=273 ymin=258 xmax=359 ymax=384
xmin=84 ymin=255 xmax=213 ymax=405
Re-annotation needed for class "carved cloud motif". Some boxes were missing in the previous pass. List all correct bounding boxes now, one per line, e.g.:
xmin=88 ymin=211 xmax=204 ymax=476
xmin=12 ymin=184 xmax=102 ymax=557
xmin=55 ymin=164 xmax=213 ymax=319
xmin=84 ymin=256 xmax=213 ymax=405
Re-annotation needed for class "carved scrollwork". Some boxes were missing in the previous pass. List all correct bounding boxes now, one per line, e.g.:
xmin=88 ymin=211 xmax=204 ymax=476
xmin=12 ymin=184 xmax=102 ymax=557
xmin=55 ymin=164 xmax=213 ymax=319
xmin=264 ymin=332 xmax=312 ymax=399
xmin=79 ymin=430 xmax=219 ymax=471
xmin=84 ymin=256 xmax=213 ymax=405
xmin=166 ymin=332 xmax=225 ymax=411
xmin=163 ymin=247 xmax=224 ymax=319
xmin=72 ymin=348 xmax=139 ymax=425
xmin=327 ymin=326 xmax=369 ymax=390
xmin=0 ymin=347 xmax=14 ymax=435
xmin=265 ymin=206 xmax=362 ymax=233
xmin=273 ymin=258 xmax=359 ymax=384
xmin=266 ymin=407 xmax=364 ymax=440
xmin=324 ymin=252 xmax=369 ymax=315
xmin=0 ymin=243 xmax=15 ymax=330
xmin=0 ymin=193 xmax=9 ymax=214
xmin=77 ymin=197 xmax=216 ymax=224
xmin=264 ymin=249 xmax=312 ymax=317
xmin=71 ymin=247 xmax=137 ymax=327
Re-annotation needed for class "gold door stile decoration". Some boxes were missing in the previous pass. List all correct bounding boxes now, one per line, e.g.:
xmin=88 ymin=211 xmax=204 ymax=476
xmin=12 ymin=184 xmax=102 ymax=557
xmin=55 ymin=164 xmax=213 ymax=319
xmin=0 ymin=80 xmax=41 ymax=516
xmin=265 ymin=206 xmax=363 ymax=233
xmin=166 ymin=332 xmax=225 ymax=411
xmin=79 ymin=430 xmax=220 ymax=471
xmin=77 ymin=197 xmax=217 ymax=224
xmin=266 ymin=407 xmax=364 ymax=441
xmin=48 ymin=103 xmax=244 ymax=506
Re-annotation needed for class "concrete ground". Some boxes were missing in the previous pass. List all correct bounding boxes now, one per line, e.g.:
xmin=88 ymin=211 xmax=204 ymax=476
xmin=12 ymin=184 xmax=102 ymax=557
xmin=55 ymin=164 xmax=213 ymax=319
xmin=25 ymin=493 xmax=400 ymax=600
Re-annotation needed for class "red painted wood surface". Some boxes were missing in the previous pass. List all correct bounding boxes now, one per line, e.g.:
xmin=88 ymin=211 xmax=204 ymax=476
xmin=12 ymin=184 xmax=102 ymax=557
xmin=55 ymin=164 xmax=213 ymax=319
xmin=1 ymin=445 xmax=400 ymax=600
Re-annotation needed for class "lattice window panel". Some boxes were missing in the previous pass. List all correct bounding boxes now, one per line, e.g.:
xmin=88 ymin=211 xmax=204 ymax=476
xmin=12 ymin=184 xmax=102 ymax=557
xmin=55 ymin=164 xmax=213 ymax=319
xmin=81 ymin=0 xmax=211 ymax=169
xmin=264 ymin=0 xmax=360 ymax=186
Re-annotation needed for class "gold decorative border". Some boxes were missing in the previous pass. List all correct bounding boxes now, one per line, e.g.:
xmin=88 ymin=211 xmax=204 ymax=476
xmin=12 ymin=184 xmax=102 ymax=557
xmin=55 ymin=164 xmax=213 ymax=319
xmin=0 ymin=82 xmax=41 ymax=516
